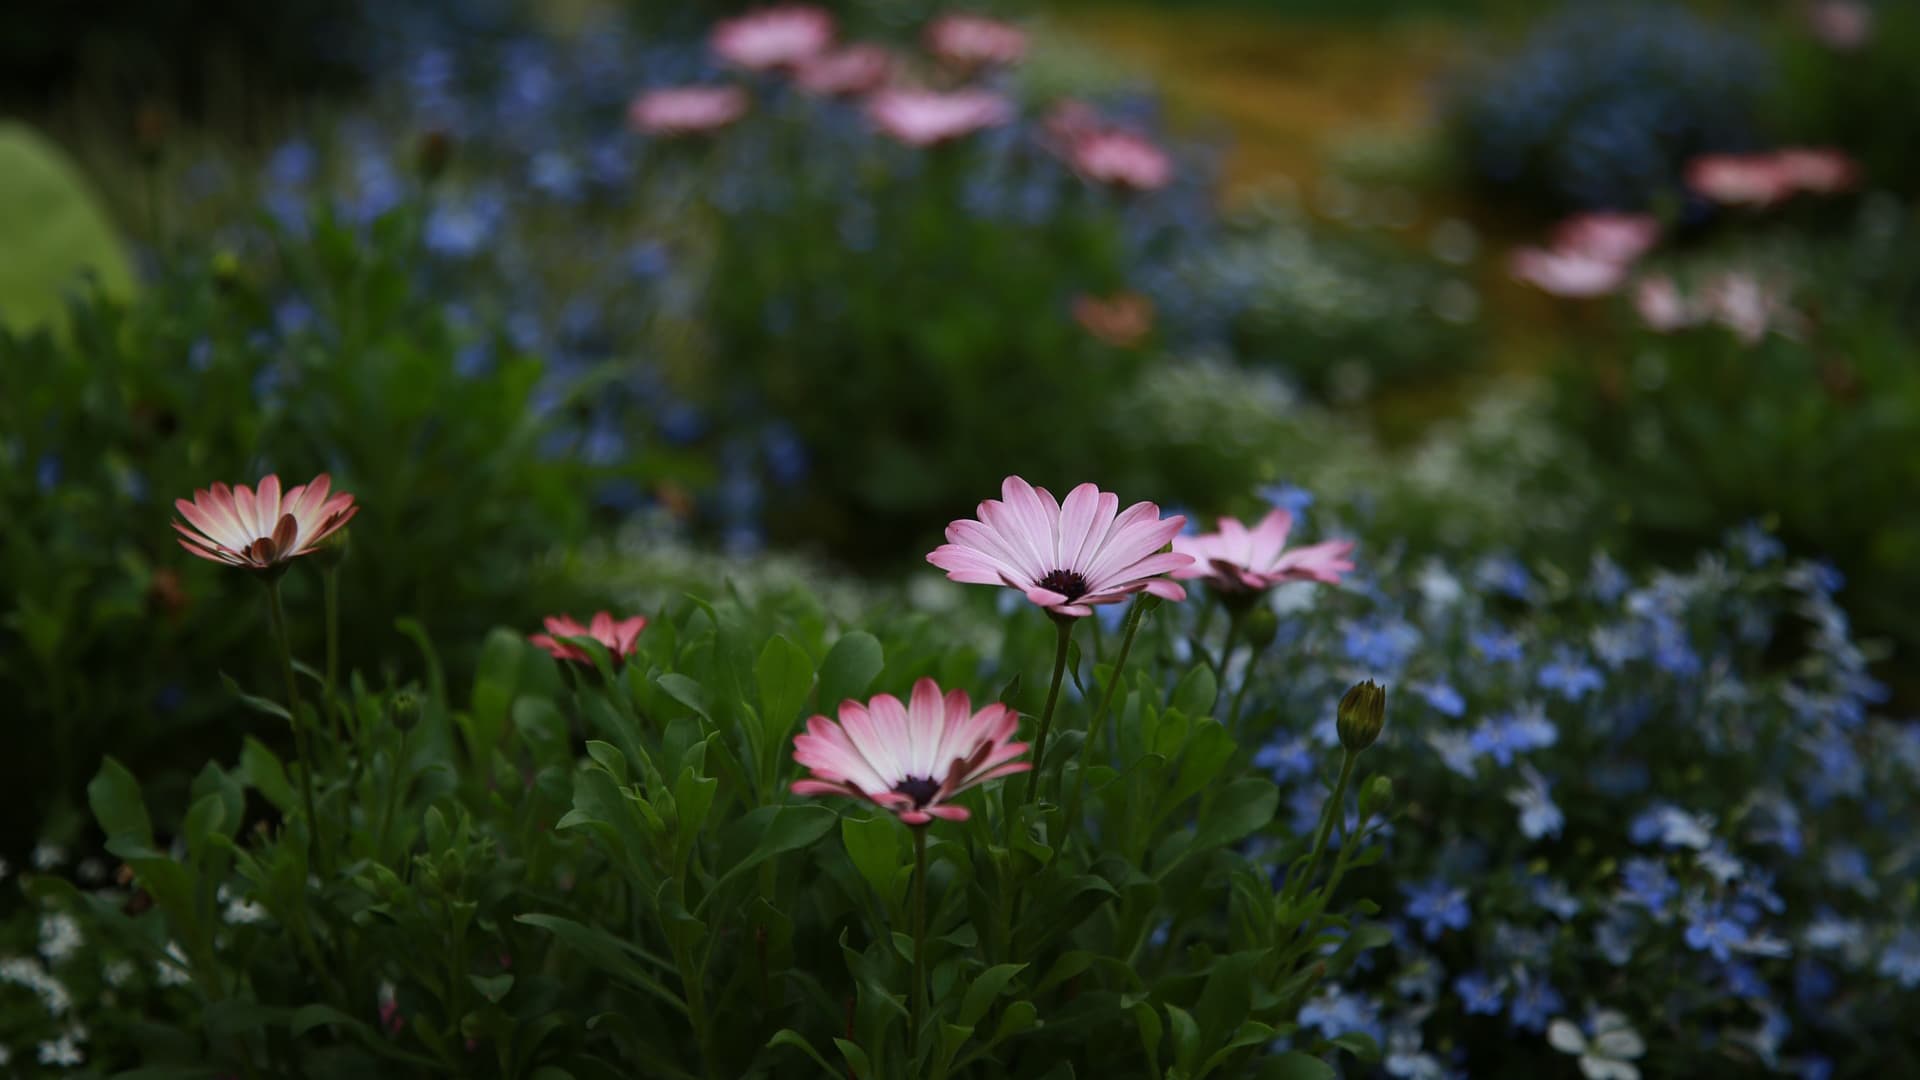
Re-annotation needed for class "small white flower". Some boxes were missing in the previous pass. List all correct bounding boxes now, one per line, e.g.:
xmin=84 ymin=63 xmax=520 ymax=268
xmin=155 ymin=942 xmax=192 ymax=988
xmin=37 ymin=1034 xmax=83 ymax=1066
xmin=102 ymin=959 xmax=135 ymax=988
xmin=223 ymin=896 xmax=269 ymax=925
xmin=75 ymin=858 xmax=107 ymax=884
xmin=31 ymin=843 xmax=66 ymax=871
xmin=1548 ymin=1009 xmax=1646 ymax=1080
xmin=38 ymin=914 xmax=83 ymax=964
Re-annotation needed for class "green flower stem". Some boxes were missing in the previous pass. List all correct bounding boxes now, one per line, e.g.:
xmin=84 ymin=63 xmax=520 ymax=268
xmin=1288 ymin=749 xmax=1359 ymax=908
xmin=1214 ymin=615 xmax=1244 ymax=722
xmin=1014 ymin=618 xmax=1075 ymax=810
xmin=1227 ymin=634 xmax=1266 ymax=740
xmin=376 ymin=723 xmax=409 ymax=865
xmin=911 ymin=826 xmax=929 ymax=1053
xmin=265 ymin=578 xmax=327 ymax=876
xmin=1061 ymin=596 xmax=1148 ymax=846
xmin=323 ymin=565 xmax=342 ymax=748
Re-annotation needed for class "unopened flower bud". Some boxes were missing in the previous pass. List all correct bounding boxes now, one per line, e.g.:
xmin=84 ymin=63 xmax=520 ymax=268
xmin=392 ymin=690 xmax=421 ymax=730
xmin=1360 ymin=775 xmax=1394 ymax=819
xmin=211 ymin=251 xmax=242 ymax=291
xmin=1337 ymin=680 xmax=1386 ymax=753
xmin=311 ymin=527 xmax=350 ymax=570
xmin=1242 ymin=607 xmax=1278 ymax=650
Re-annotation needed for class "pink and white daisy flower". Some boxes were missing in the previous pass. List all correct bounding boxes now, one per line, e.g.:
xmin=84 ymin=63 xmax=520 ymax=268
xmin=173 ymin=473 xmax=358 ymax=572
xmin=710 ymin=5 xmax=834 ymax=72
xmin=867 ymin=88 xmax=1011 ymax=147
xmin=1552 ymin=212 xmax=1660 ymax=266
xmin=628 ymin=86 xmax=749 ymax=137
xmin=529 ymin=612 xmax=648 ymax=665
xmin=925 ymin=13 xmax=1027 ymax=70
xmin=1808 ymin=0 xmax=1873 ymax=50
xmin=794 ymin=43 xmax=895 ymax=96
xmin=1067 ymin=128 xmax=1174 ymax=192
xmin=1172 ymin=509 xmax=1355 ymax=596
xmin=927 ymin=476 xmax=1192 ymax=618
xmin=1508 ymin=246 xmax=1631 ymax=298
xmin=791 ymin=677 xmax=1029 ymax=825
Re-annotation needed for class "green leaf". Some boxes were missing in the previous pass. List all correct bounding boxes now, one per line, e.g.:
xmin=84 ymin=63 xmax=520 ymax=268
xmin=756 ymin=634 xmax=816 ymax=748
xmin=817 ymin=631 xmax=884 ymax=712
xmin=656 ymin=673 xmax=712 ymax=720
xmin=703 ymin=804 xmax=836 ymax=910
xmin=240 ymin=737 xmax=295 ymax=812
xmin=180 ymin=794 xmax=227 ymax=860
xmin=958 ymin=963 xmax=1027 ymax=1029
xmin=1330 ymin=1031 xmax=1381 ymax=1063
xmin=219 ymin=672 xmax=292 ymax=723
xmin=1171 ymin=664 xmax=1217 ymax=718
xmin=1131 ymin=1002 xmax=1164 ymax=1080
xmin=289 ymin=1003 xmax=375 ymax=1040
xmin=841 ymin=812 xmax=903 ymax=907
xmin=1166 ymin=1004 xmax=1201 ymax=1075
xmin=1185 ymin=778 xmax=1279 ymax=857
xmin=468 ymin=973 xmax=514 ymax=1003
xmin=87 ymin=757 xmax=152 ymax=850
xmin=1256 ymin=1052 xmax=1335 ymax=1080
xmin=767 ymin=1029 xmax=841 ymax=1078
xmin=515 ymin=914 xmax=686 ymax=1015
xmin=833 ymin=1038 xmax=875 ymax=1079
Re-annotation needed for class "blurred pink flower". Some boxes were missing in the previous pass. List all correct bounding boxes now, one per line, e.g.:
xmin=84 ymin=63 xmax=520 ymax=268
xmin=710 ymin=5 xmax=834 ymax=71
xmin=867 ymin=88 xmax=1011 ymax=147
xmin=1774 ymin=147 xmax=1859 ymax=194
xmin=1808 ymin=0 xmax=1873 ymax=49
xmin=1172 ymin=509 xmax=1355 ymax=595
xmin=927 ymin=477 xmax=1191 ymax=618
xmin=174 ymin=473 xmax=358 ymax=571
xmin=1508 ymin=247 xmax=1631 ymax=298
xmin=628 ymin=86 xmax=749 ymax=136
xmin=379 ymin=999 xmax=404 ymax=1035
xmin=791 ymin=677 xmax=1029 ymax=825
xmin=1072 ymin=291 xmax=1156 ymax=348
xmin=1553 ymin=212 xmax=1660 ymax=265
xmin=1687 ymin=154 xmax=1796 ymax=208
xmin=1632 ymin=274 xmax=1696 ymax=333
xmin=1041 ymin=100 xmax=1102 ymax=146
xmin=794 ymin=43 xmax=895 ymax=96
xmin=1068 ymin=128 xmax=1174 ymax=192
xmin=529 ymin=612 xmax=648 ymax=665
xmin=1702 ymin=273 xmax=1779 ymax=345
xmin=925 ymin=13 xmax=1027 ymax=69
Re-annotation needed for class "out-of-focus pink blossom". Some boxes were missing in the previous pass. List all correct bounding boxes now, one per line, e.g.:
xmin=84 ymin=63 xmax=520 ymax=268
xmin=1632 ymin=275 xmax=1696 ymax=333
xmin=529 ymin=612 xmax=648 ymax=665
xmin=1171 ymin=509 xmax=1356 ymax=596
xmin=1068 ymin=128 xmax=1174 ymax=192
xmin=1702 ymin=273 xmax=1779 ymax=345
xmin=1072 ymin=292 xmax=1155 ymax=348
xmin=925 ymin=13 xmax=1027 ymax=69
xmin=628 ymin=86 xmax=749 ymax=137
xmin=867 ymin=88 xmax=1011 ymax=147
xmin=711 ymin=6 xmax=834 ymax=71
xmin=1554 ymin=212 xmax=1660 ymax=265
xmin=1808 ymin=0 xmax=1873 ymax=50
xmin=1773 ymin=147 xmax=1860 ymax=195
xmin=794 ymin=44 xmax=895 ymax=96
xmin=1687 ymin=154 xmax=1796 ymax=208
xmin=1508 ymin=247 xmax=1632 ymax=298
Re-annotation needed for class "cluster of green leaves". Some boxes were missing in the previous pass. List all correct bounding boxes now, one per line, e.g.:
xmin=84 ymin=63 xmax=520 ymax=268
xmin=34 ymin=581 xmax=1391 ymax=1078
xmin=0 ymin=207 xmax=631 ymax=859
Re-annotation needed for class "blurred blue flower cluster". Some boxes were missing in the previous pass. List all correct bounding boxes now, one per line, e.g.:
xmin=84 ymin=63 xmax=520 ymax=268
xmin=1448 ymin=3 xmax=1773 ymax=212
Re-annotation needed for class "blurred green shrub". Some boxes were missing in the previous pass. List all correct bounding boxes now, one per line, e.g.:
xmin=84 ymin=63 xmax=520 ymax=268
xmin=0 ymin=124 xmax=135 ymax=336
xmin=0 ymin=208 xmax=635 ymax=859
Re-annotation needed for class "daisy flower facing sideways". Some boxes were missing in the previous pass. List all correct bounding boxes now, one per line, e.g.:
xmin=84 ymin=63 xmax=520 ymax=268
xmin=927 ymin=476 xmax=1191 ymax=618
xmin=529 ymin=612 xmax=648 ymax=665
xmin=791 ymin=678 xmax=1029 ymax=825
xmin=1173 ymin=508 xmax=1355 ymax=596
xmin=174 ymin=473 xmax=357 ymax=572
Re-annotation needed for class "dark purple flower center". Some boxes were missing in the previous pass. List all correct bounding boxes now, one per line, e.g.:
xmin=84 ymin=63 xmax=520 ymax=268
xmin=1038 ymin=569 xmax=1089 ymax=602
xmin=891 ymin=775 xmax=942 ymax=808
